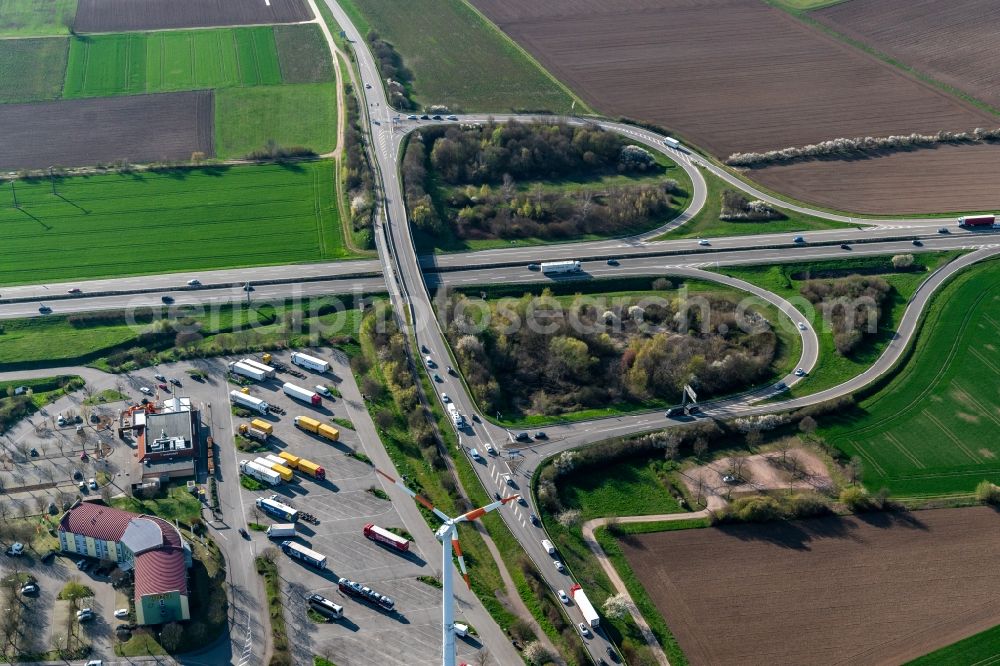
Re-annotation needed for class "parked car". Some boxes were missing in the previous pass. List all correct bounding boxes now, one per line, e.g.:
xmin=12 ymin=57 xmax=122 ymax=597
xmin=6 ymin=543 xmax=24 ymax=557
xmin=315 ymin=385 xmax=332 ymax=397
xmin=20 ymin=583 xmax=38 ymax=595
xmin=139 ymin=386 xmax=152 ymax=395
xmin=29 ymin=448 xmax=38 ymax=457
xmin=77 ymin=608 xmax=94 ymax=622
xmin=154 ymin=373 xmax=165 ymax=381
xmin=169 ymin=378 xmax=181 ymax=386
xmin=88 ymin=478 xmax=98 ymax=490
xmin=158 ymin=383 xmax=169 ymax=390
xmin=114 ymin=608 xmax=129 ymax=618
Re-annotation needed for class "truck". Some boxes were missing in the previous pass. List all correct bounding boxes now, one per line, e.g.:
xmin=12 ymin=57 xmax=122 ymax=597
xmin=663 ymin=136 xmax=681 ymax=149
xmin=266 ymin=523 xmax=297 ymax=538
xmin=958 ymin=215 xmax=995 ymax=228
xmin=240 ymin=358 xmax=276 ymax=378
xmin=283 ymin=382 xmax=321 ymax=406
xmin=337 ymin=577 xmax=394 ymax=611
xmin=570 ymin=584 xmax=600 ymax=628
xmin=229 ymin=361 xmax=265 ymax=382
xmin=280 ymin=540 xmax=327 ymax=569
xmin=256 ymin=497 xmax=298 ymax=522
xmin=446 ymin=403 xmax=465 ymax=427
xmin=541 ymin=539 xmax=556 ymax=555
xmin=290 ymin=352 xmax=330 ymax=374
xmin=239 ymin=460 xmax=281 ymax=486
xmin=253 ymin=457 xmax=293 ymax=482
xmin=276 ymin=451 xmax=327 ymax=480
xmin=363 ymin=523 xmax=410 ymax=552
xmin=229 ymin=390 xmax=270 ymax=416
xmin=294 ymin=415 xmax=339 ymax=442
xmin=237 ymin=423 xmax=269 ymax=442
xmin=540 ymin=260 xmax=582 ymax=275
xmin=250 ymin=419 xmax=273 ymax=435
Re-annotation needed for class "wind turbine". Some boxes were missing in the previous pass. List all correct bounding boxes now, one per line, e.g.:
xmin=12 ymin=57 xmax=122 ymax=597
xmin=375 ymin=468 xmax=519 ymax=666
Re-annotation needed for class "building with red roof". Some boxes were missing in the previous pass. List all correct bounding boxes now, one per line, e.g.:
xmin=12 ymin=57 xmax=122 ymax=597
xmin=58 ymin=502 xmax=191 ymax=625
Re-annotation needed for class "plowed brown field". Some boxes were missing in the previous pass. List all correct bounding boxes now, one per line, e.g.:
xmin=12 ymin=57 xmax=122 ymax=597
xmin=815 ymin=0 xmax=1000 ymax=109
xmin=621 ymin=507 xmax=1000 ymax=666
xmin=471 ymin=0 xmax=1000 ymax=213
xmin=74 ymin=0 xmax=311 ymax=32
xmin=0 ymin=92 xmax=214 ymax=171
xmin=749 ymin=142 xmax=1000 ymax=214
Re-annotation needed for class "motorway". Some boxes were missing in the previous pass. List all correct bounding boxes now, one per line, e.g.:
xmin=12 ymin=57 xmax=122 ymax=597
xmin=0 ymin=4 xmax=998 ymax=664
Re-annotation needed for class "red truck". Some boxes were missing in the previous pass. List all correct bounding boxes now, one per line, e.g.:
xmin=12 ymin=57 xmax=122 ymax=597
xmin=958 ymin=215 xmax=996 ymax=228
xmin=363 ymin=523 xmax=410 ymax=552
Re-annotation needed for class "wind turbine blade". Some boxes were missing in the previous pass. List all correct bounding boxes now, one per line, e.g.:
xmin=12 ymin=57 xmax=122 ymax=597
xmin=374 ymin=467 xmax=452 ymax=522
xmin=452 ymin=536 xmax=471 ymax=589
xmin=456 ymin=494 xmax=519 ymax=523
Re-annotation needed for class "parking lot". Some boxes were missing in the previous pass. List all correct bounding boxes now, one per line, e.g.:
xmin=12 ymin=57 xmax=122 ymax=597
xmin=216 ymin=350 xmax=485 ymax=665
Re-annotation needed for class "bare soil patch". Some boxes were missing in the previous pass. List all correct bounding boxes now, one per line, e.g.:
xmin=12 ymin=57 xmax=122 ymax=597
xmin=748 ymin=142 xmax=1000 ymax=214
xmin=814 ymin=0 xmax=1000 ymax=109
xmin=621 ymin=506 xmax=1000 ymax=666
xmin=683 ymin=447 xmax=832 ymax=498
xmin=471 ymin=0 xmax=994 ymax=157
xmin=0 ymin=92 xmax=213 ymax=171
xmin=74 ymin=0 xmax=310 ymax=32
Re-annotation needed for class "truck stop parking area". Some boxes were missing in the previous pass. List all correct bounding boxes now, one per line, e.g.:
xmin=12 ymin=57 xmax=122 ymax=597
xmin=221 ymin=350 xmax=484 ymax=665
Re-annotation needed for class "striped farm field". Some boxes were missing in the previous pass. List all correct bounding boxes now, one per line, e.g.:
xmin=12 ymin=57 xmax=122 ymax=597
xmin=821 ymin=258 xmax=1000 ymax=498
xmin=0 ymin=161 xmax=357 ymax=285
xmin=64 ymin=26 xmax=281 ymax=97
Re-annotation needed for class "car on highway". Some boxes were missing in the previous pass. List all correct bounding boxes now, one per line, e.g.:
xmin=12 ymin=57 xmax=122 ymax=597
xmin=558 ymin=589 xmax=570 ymax=604
xmin=420 ymin=114 xmax=430 ymax=120
xmin=485 ymin=443 xmax=497 ymax=456
xmin=447 ymin=366 xmax=457 ymax=376
xmin=534 ymin=431 xmax=547 ymax=439
xmin=793 ymin=236 xmax=805 ymax=243
xmin=161 ymin=295 xmax=174 ymax=303
xmin=425 ymin=355 xmax=436 ymax=368
xmin=517 ymin=496 xmax=527 ymax=506
xmin=407 ymin=114 xmax=418 ymax=120
xmin=38 ymin=305 xmax=52 ymax=314
xmin=529 ymin=513 xmax=539 ymax=526
xmin=365 ymin=83 xmax=372 ymax=89
xmin=514 ymin=432 xmax=531 ymax=442
xmin=795 ymin=368 xmax=806 ymax=377
xmin=607 ymin=646 xmax=621 ymax=662
xmin=698 ymin=239 xmax=710 ymax=246
xmin=243 ymin=282 xmax=254 ymax=291
xmin=912 ymin=239 xmax=923 ymax=246
xmin=527 ymin=263 xmax=540 ymax=271
xmin=139 ymin=386 xmax=152 ymax=395
xmin=441 ymin=393 xmax=450 ymax=403
xmin=775 ymin=382 xmax=787 ymax=391
xmin=67 ymin=288 xmax=82 ymax=294
xmin=239 ymin=528 xmax=250 ymax=540
xmin=421 ymin=344 xmax=429 ymax=353
xmin=840 ymin=243 xmax=851 ymax=250
xmin=186 ymin=279 xmax=201 ymax=286
xmin=433 ymin=373 xmax=442 ymax=382
xmin=469 ymin=448 xmax=483 ymax=461
xmin=432 ymin=115 xmax=443 ymax=120
xmin=938 ymin=227 xmax=949 ymax=234
xmin=447 ymin=115 xmax=458 ymax=121
xmin=554 ymin=560 xmax=565 ymax=573
xmin=578 ymin=622 xmax=592 ymax=638
xmin=606 ymin=258 xmax=619 ymax=266
xmin=798 ymin=322 xmax=807 ymax=330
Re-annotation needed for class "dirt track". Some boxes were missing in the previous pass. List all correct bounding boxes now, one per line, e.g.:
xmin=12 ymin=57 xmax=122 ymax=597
xmin=621 ymin=506 xmax=1000 ymax=665
xmin=0 ymin=92 xmax=214 ymax=171
xmin=815 ymin=0 xmax=1000 ymax=108
xmin=74 ymin=0 xmax=311 ymax=32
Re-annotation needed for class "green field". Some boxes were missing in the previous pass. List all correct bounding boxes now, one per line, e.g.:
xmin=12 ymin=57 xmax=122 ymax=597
xmin=820 ymin=258 xmax=1000 ymax=498
xmin=215 ymin=83 xmax=338 ymax=158
xmin=273 ymin=24 xmax=335 ymax=83
xmin=337 ymin=0 xmax=578 ymax=112
xmin=559 ymin=461 xmax=685 ymax=520
xmin=907 ymin=623 xmax=1000 ymax=665
xmin=63 ymin=27 xmax=282 ymax=97
xmin=767 ymin=0 xmax=848 ymax=10
xmin=0 ymin=161 xmax=355 ymax=286
xmin=660 ymin=165 xmax=855 ymax=240
xmin=0 ymin=37 xmax=68 ymax=103
xmin=716 ymin=252 xmax=962 ymax=396
xmin=0 ymin=0 xmax=76 ymax=37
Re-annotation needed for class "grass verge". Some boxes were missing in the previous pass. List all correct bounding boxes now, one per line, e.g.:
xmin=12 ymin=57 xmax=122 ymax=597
xmin=906 ymin=622 xmax=1000 ymax=665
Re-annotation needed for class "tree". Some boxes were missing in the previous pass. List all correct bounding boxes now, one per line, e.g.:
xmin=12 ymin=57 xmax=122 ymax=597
xmin=774 ymin=437 xmax=792 ymax=464
xmin=891 ymin=254 xmax=915 ymax=269
xmin=554 ymin=451 xmax=577 ymax=476
xmin=846 ymin=456 xmax=863 ymax=485
xmin=798 ymin=416 xmax=818 ymax=435
xmin=602 ymin=592 xmax=633 ymax=620
xmin=160 ymin=622 xmax=184 ymax=651
xmin=692 ymin=437 xmax=708 ymax=459
xmin=556 ymin=509 xmax=581 ymax=529
xmin=522 ymin=641 xmax=552 ymax=665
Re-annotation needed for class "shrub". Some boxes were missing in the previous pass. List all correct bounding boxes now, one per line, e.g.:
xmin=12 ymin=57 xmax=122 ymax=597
xmin=975 ymin=480 xmax=1000 ymax=505
xmin=891 ymin=254 xmax=915 ymax=270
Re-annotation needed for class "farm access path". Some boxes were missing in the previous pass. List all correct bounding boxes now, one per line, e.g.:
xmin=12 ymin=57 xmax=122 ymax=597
xmin=580 ymin=496 xmax=727 ymax=666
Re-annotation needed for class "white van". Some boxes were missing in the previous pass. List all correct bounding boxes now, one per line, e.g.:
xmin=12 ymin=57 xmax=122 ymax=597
xmin=541 ymin=539 xmax=555 ymax=555
xmin=453 ymin=622 xmax=469 ymax=637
